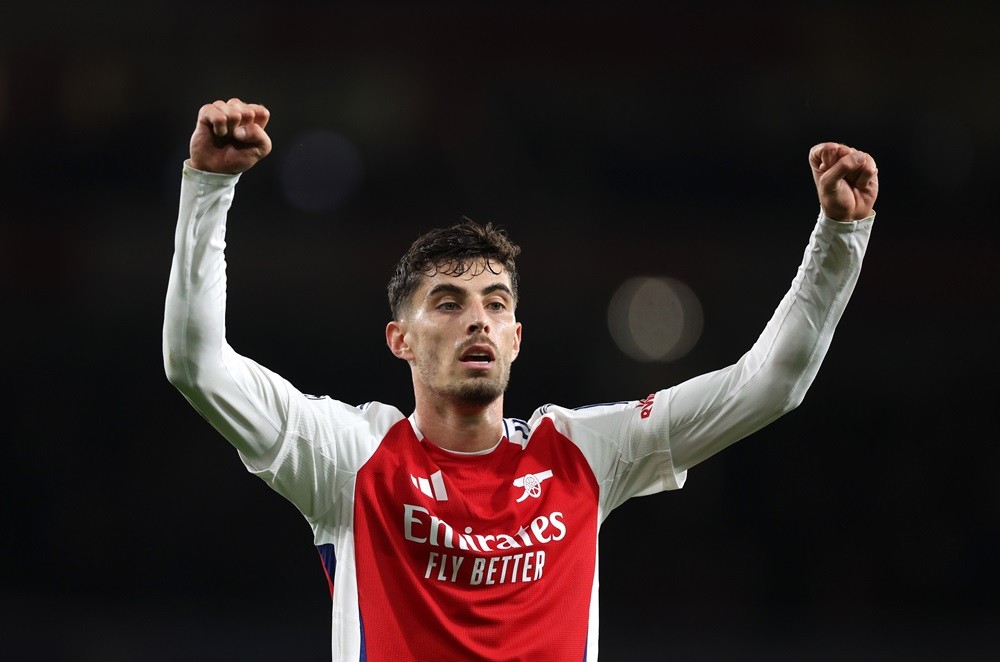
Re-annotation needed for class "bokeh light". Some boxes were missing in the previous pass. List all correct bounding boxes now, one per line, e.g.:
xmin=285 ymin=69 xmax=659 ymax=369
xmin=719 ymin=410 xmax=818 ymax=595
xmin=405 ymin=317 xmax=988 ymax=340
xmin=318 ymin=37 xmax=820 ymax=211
xmin=279 ymin=130 xmax=362 ymax=213
xmin=608 ymin=276 xmax=703 ymax=362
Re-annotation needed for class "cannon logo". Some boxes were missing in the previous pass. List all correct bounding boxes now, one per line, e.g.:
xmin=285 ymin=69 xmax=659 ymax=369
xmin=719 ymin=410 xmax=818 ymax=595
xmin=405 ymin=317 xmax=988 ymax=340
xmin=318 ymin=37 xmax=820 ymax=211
xmin=512 ymin=470 xmax=554 ymax=502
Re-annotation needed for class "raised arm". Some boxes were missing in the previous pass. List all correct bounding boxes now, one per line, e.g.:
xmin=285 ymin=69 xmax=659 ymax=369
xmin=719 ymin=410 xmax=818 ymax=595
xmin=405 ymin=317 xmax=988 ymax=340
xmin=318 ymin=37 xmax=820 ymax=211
xmin=662 ymin=142 xmax=878 ymax=473
xmin=162 ymin=99 xmax=288 ymax=468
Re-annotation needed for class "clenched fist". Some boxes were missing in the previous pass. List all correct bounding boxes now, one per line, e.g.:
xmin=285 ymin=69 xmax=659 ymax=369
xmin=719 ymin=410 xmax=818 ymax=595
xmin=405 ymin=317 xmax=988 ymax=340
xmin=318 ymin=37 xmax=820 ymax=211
xmin=189 ymin=98 xmax=272 ymax=175
xmin=809 ymin=142 xmax=878 ymax=221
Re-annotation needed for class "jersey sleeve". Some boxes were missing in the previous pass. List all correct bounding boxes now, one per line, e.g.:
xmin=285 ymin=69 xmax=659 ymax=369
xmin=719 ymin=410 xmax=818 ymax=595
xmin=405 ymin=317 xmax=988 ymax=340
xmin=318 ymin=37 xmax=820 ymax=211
xmin=162 ymin=163 xmax=402 ymax=521
xmin=658 ymin=212 xmax=874 ymax=473
xmin=530 ymin=401 xmax=688 ymax=517
xmin=535 ymin=211 xmax=874 ymax=516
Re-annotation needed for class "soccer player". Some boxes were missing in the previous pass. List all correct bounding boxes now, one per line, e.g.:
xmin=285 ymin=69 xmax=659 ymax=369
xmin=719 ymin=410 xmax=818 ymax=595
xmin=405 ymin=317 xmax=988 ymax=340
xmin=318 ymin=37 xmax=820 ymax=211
xmin=163 ymin=98 xmax=878 ymax=661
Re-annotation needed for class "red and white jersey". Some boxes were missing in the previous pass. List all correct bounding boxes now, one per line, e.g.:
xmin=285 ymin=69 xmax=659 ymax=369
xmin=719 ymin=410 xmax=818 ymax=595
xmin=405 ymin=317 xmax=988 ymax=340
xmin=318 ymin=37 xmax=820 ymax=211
xmin=164 ymin=165 xmax=873 ymax=661
xmin=266 ymin=396 xmax=682 ymax=661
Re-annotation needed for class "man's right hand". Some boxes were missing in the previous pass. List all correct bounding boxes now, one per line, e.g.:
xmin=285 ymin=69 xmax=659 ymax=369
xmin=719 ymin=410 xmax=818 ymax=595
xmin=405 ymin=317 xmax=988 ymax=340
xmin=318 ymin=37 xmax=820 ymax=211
xmin=189 ymin=98 xmax=272 ymax=174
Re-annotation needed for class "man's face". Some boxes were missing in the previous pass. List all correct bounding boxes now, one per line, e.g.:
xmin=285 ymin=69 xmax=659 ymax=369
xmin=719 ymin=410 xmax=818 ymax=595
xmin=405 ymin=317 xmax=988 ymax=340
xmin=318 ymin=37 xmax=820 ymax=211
xmin=388 ymin=260 xmax=522 ymax=406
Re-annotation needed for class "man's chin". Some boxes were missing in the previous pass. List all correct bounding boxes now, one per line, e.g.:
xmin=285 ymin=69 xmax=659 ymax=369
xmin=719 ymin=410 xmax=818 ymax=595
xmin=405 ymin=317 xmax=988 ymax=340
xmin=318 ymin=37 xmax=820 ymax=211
xmin=451 ymin=379 xmax=507 ymax=406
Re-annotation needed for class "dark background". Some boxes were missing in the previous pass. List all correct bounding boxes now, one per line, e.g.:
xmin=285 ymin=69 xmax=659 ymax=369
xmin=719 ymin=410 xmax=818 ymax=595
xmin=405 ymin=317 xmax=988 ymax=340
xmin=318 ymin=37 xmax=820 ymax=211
xmin=3 ymin=2 xmax=998 ymax=660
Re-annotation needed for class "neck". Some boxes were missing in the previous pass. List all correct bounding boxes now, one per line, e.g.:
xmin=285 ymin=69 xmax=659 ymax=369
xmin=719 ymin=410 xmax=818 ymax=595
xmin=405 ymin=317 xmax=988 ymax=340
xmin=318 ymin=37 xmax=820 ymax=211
xmin=412 ymin=395 xmax=506 ymax=453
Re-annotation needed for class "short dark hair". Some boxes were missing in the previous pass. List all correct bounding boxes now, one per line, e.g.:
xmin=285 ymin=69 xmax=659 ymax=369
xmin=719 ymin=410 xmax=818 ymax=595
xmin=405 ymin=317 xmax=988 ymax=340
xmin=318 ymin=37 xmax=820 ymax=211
xmin=388 ymin=217 xmax=521 ymax=320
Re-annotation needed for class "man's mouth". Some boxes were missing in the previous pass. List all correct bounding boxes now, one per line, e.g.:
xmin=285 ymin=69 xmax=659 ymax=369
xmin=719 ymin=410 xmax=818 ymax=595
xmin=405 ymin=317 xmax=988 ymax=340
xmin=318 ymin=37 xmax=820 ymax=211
xmin=460 ymin=344 xmax=496 ymax=364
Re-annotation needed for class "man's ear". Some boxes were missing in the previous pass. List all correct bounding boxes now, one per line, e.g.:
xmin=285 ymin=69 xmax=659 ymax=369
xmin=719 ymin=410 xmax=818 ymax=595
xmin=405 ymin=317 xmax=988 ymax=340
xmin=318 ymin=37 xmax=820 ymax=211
xmin=511 ymin=322 xmax=522 ymax=361
xmin=386 ymin=320 xmax=414 ymax=361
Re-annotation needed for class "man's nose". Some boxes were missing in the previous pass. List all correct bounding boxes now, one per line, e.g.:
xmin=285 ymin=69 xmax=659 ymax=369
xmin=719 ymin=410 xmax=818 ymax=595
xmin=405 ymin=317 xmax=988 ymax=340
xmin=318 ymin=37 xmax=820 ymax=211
xmin=466 ymin=304 xmax=490 ymax=335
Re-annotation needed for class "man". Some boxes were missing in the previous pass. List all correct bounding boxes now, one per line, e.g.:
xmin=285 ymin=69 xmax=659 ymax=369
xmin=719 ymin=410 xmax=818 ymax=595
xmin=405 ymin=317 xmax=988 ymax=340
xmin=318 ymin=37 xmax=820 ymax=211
xmin=163 ymin=97 xmax=878 ymax=661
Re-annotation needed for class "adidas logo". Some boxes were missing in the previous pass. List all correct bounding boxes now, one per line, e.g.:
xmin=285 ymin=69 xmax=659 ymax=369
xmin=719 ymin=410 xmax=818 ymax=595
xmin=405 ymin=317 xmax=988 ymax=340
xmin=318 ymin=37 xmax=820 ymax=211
xmin=410 ymin=470 xmax=449 ymax=501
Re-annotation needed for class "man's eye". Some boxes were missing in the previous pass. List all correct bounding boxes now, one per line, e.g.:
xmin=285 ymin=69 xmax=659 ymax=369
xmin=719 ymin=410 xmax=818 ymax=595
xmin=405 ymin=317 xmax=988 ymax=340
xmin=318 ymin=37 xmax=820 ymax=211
xmin=439 ymin=302 xmax=459 ymax=311
xmin=487 ymin=302 xmax=506 ymax=311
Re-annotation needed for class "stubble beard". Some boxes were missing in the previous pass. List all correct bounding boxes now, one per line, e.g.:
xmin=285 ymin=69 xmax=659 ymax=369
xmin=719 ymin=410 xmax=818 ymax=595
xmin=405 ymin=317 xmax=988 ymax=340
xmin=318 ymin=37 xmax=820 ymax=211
xmin=451 ymin=376 xmax=508 ymax=406
xmin=419 ymin=359 xmax=512 ymax=407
